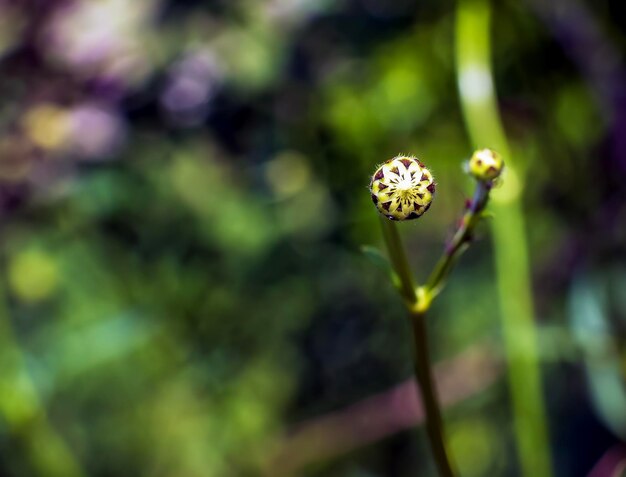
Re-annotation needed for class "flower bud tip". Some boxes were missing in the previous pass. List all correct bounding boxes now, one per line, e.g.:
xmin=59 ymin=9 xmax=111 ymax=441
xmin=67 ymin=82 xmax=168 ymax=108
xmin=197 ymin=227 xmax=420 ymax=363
xmin=369 ymin=155 xmax=435 ymax=221
xmin=468 ymin=148 xmax=504 ymax=182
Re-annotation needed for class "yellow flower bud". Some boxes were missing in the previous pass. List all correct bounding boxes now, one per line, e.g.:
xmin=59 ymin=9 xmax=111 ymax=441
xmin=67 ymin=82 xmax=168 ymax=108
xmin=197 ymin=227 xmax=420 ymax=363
xmin=468 ymin=148 xmax=503 ymax=182
xmin=370 ymin=155 xmax=435 ymax=221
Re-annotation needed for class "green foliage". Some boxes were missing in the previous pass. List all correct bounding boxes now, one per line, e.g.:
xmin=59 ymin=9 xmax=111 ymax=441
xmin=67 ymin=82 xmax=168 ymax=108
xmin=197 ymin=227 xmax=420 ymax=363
xmin=0 ymin=0 xmax=622 ymax=476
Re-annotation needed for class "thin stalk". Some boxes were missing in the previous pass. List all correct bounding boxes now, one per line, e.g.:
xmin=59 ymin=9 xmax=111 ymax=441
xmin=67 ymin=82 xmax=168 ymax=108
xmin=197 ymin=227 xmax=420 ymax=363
xmin=410 ymin=309 xmax=456 ymax=477
xmin=455 ymin=1 xmax=553 ymax=476
xmin=378 ymin=217 xmax=456 ymax=477
xmin=425 ymin=182 xmax=490 ymax=298
xmin=379 ymin=217 xmax=417 ymax=305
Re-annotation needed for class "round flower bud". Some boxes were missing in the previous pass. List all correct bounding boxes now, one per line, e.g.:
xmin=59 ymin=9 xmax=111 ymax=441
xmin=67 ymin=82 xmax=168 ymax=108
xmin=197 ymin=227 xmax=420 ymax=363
xmin=468 ymin=148 xmax=503 ymax=182
xmin=370 ymin=155 xmax=435 ymax=221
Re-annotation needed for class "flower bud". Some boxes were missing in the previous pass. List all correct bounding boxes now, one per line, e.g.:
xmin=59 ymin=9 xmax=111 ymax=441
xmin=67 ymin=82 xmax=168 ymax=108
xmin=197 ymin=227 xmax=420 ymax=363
xmin=467 ymin=148 xmax=503 ymax=182
xmin=370 ymin=155 xmax=435 ymax=221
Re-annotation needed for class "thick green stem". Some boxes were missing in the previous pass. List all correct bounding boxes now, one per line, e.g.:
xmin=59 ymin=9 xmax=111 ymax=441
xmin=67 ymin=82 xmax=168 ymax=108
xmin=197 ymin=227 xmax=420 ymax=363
xmin=455 ymin=1 xmax=553 ymax=476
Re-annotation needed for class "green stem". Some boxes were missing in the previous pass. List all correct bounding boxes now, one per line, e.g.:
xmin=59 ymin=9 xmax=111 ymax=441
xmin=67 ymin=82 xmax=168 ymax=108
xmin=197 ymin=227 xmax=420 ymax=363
xmin=425 ymin=181 xmax=491 ymax=298
xmin=410 ymin=309 xmax=456 ymax=477
xmin=379 ymin=217 xmax=417 ymax=305
xmin=378 ymin=218 xmax=456 ymax=477
xmin=455 ymin=1 xmax=553 ymax=476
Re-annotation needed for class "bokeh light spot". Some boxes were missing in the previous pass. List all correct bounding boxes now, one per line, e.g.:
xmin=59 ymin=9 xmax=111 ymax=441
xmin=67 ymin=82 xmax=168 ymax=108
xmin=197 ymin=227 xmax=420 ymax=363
xmin=22 ymin=104 xmax=72 ymax=152
xmin=265 ymin=151 xmax=312 ymax=198
xmin=9 ymin=249 xmax=60 ymax=303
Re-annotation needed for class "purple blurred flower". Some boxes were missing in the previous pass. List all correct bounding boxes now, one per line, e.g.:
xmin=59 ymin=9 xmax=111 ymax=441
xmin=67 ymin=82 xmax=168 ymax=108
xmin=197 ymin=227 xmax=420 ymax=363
xmin=68 ymin=104 xmax=126 ymax=160
xmin=160 ymin=51 xmax=223 ymax=127
xmin=41 ymin=0 xmax=160 ymax=90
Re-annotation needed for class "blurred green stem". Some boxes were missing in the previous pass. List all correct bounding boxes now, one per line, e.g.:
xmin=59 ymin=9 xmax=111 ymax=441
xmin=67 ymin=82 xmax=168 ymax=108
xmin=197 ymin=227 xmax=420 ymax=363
xmin=455 ymin=1 xmax=553 ymax=476
xmin=0 ymin=269 xmax=85 ymax=477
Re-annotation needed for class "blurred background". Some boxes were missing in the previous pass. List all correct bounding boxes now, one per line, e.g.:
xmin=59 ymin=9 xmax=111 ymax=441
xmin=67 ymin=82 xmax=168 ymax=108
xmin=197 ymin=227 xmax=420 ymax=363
xmin=0 ymin=0 xmax=625 ymax=476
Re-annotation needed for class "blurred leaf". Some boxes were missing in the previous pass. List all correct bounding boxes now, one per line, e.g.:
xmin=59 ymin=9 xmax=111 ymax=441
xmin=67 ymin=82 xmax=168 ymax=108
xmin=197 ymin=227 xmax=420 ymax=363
xmin=569 ymin=267 xmax=626 ymax=439
xmin=360 ymin=245 xmax=400 ymax=290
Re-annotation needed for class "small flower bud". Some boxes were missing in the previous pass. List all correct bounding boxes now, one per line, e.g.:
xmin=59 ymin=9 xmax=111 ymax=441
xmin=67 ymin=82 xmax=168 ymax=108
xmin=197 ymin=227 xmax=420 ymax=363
xmin=370 ymin=155 xmax=435 ymax=221
xmin=467 ymin=148 xmax=504 ymax=182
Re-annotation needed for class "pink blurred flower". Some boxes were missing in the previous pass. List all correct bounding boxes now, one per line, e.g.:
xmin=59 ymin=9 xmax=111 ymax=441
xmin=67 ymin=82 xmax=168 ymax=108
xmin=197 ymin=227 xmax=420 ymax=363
xmin=160 ymin=51 xmax=223 ymax=127
xmin=41 ymin=0 xmax=160 ymax=89
xmin=68 ymin=104 xmax=126 ymax=160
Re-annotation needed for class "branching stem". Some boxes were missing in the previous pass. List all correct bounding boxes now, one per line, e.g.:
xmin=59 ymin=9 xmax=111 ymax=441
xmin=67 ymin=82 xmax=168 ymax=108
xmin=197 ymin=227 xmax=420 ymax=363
xmin=425 ymin=181 xmax=491 ymax=298
xmin=378 ymin=175 xmax=497 ymax=477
